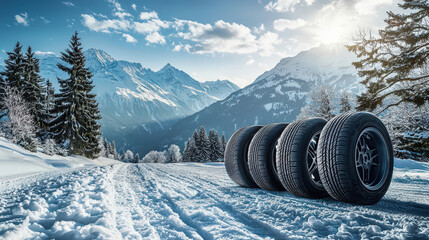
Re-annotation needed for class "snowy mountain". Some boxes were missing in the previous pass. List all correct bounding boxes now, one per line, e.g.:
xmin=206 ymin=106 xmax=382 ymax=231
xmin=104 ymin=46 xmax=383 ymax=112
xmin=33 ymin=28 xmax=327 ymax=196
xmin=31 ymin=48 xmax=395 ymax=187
xmin=160 ymin=44 xmax=363 ymax=149
xmin=35 ymin=49 xmax=239 ymax=153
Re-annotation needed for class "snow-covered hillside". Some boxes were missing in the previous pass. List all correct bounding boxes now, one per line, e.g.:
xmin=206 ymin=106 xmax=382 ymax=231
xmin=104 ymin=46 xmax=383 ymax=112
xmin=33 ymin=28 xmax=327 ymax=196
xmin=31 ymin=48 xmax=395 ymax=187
xmin=0 ymin=158 xmax=428 ymax=239
xmin=35 ymin=49 xmax=239 ymax=154
xmin=0 ymin=137 xmax=117 ymax=180
xmin=161 ymin=43 xmax=362 ymax=149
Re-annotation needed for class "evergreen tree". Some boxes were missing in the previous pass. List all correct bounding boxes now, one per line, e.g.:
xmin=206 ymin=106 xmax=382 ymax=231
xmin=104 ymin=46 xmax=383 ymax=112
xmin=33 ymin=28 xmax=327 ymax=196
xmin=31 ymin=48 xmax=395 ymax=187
xmin=221 ymin=134 xmax=227 ymax=156
xmin=42 ymin=80 xmax=56 ymax=138
xmin=134 ymin=153 xmax=140 ymax=163
xmin=187 ymin=137 xmax=198 ymax=162
xmin=0 ymin=42 xmax=25 ymax=117
xmin=339 ymin=90 xmax=353 ymax=114
xmin=23 ymin=46 xmax=48 ymax=136
xmin=347 ymin=0 xmax=429 ymax=113
xmin=197 ymin=126 xmax=210 ymax=162
xmin=51 ymin=32 xmax=101 ymax=158
xmin=111 ymin=140 xmax=119 ymax=159
xmin=208 ymin=130 xmax=223 ymax=162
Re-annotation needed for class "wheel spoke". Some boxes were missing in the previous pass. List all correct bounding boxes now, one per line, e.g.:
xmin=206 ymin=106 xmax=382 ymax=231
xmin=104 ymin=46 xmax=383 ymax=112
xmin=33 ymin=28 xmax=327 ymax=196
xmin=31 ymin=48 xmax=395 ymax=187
xmin=308 ymin=161 xmax=317 ymax=174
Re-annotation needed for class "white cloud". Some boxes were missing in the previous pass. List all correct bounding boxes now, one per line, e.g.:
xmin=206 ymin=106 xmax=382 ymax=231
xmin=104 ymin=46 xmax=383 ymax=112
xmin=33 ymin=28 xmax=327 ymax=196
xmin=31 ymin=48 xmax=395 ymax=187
xmin=122 ymin=33 xmax=137 ymax=43
xmin=258 ymin=31 xmax=282 ymax=56
xmin=81 ymin=14 xmax=131 ymax=33
xmin=131 ymin=3 xmax=137 ymax=11
xmin=135 ymin=19 xmax=169 ymax=34
xmin=253 ymin=24 xmax=265 ymax=34
xmin=173 ymin=45 xmax=182 ymax=51
xmin=40 ymin=17 xmax=50 ymax=24
xmin=107 ymin=0 xmax=123 ymax=12
xmin=145 ymin=32 xmax=166 ymax=44
xmin=355 ymin=0 xmax=392 ymax=15
xmin=174 ymin=20 xmax=281 ymax=56
xmin=35 ymin=51 xmax=56 ymax=56
xmin=265 ymin=0 xmax=314 ymax=12
xmin=246 ymin=58 xmax=255 ymax=65
xmin=114 ymin=11 xmax=132 ymax=19
xmin=273 ymin=18 xmax=307 ymax=31
xmin=15 ymin=13 xmax=28 ymax=26
xmin=140 ymin=11 xmax=158 ymax=20
xmin=62 ymin=1 xmax=75 ymax=7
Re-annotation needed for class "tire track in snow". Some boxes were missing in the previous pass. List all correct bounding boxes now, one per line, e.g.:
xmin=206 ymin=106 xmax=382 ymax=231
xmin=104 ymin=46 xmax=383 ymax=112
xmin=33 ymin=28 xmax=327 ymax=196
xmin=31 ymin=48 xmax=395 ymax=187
xmin=142 ymin=164 xmax=288 ymax=240
xmin=112 ymin=164 xmax=205 ymax=240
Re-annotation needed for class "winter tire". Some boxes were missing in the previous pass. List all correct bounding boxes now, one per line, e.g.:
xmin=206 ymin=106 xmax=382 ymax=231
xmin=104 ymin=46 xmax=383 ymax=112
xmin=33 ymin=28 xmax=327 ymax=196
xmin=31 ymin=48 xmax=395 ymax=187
xmin=225 ymin=125 xmax=263 ymax=188
xmin=276 ymin=118 xmax=328 ymax=198
xmin=248 ymin=123 xmax=288 ymax=191
xmin=317 ymin=112 xmax=394 ymax=205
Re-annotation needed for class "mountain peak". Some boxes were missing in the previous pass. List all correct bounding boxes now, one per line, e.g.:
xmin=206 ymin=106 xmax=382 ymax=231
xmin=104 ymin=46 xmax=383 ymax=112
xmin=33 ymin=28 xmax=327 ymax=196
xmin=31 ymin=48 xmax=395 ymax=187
xmin=84 ymin=48 xmax=115 ymax=63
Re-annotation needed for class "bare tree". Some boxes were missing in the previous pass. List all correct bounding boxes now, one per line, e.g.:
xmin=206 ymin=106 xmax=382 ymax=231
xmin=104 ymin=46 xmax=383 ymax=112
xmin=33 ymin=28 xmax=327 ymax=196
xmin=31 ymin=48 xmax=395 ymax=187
xmin=3 ymin=87 xmax=38 ymax=151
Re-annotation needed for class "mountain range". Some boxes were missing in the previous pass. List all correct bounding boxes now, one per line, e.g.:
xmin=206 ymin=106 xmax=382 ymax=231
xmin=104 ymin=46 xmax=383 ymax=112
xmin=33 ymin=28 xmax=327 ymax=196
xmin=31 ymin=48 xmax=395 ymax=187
xmin=158 ymin=44 xmax=362 ymax=149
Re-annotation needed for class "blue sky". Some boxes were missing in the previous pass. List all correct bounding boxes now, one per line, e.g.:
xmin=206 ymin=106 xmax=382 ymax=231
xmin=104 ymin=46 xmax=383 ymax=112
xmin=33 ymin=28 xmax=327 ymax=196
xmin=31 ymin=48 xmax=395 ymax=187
xmin=1 ymin=0 xmax=400 ymax=87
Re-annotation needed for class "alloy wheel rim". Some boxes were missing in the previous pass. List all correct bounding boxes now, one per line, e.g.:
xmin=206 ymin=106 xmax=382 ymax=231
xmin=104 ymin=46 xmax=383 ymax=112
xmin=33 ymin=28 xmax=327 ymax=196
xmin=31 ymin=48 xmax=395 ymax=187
xmin=355 ymin=127 xmax=389 ymax=191
xmin=306 ymin=131 xmax=323 ymax=188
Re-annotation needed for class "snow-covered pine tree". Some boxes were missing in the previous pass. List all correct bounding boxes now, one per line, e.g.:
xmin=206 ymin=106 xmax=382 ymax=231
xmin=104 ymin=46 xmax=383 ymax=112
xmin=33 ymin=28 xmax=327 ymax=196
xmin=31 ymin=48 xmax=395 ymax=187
xmin=23 ymin=46 xmax=48 ymax=137
xmin=381 ymin=101 xmax=429 ymax=161
xmin=181 ymin=139 xmax=191 ymax=162
xmin=0 ymin=42 xmax=25 ymax=118
xmin=41 ymin=80 xmax=56 ymax=138
xmin=347 ymin=0 xmax=429 ymax=113
xmin=134 ymin=153 xmax=140 ymax=163
xmin=183 ymin=137 xmax=198 ymax=162
xmin=221 ymin=134 xmax=227 ymax=157
xmin=339 ymin=90 xmax=353 ymax=114
xmin=208 ymin=130 xmax=223 ymax=162
xmin=197 ymin=126 xmax=210 ymax=162
xmin=111 ymin=140 xmax=119 ymax=159
xmin=3 ymin=87 xmax=38 ymax=151
xmin=51 ymin=32 xmax=101 ymax=158
xmin=297 ymin=85 xmax=335 ymax=120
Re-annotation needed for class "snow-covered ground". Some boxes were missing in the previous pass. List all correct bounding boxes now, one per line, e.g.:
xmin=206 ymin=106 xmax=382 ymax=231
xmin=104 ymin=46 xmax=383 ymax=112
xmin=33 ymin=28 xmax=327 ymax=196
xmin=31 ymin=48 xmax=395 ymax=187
xmin=0 ymin=137 xmax=117 ymax=181
xmin=0 ymin=153 xmax=428 ymax=239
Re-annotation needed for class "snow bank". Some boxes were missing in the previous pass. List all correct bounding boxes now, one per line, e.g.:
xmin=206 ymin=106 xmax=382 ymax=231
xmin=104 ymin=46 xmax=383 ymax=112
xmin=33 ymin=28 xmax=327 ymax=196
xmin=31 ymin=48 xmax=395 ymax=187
xmin=0 ymin=137 xmax=118 ymax=180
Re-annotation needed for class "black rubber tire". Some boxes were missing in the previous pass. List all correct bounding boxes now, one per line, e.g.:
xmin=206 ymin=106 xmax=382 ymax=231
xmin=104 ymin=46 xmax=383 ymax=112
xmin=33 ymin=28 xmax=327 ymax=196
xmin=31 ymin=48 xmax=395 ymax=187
xmin=317 ymin=112 xmax=394 ymax=205
xmin=225 ymin=125 xmax=263 ymax=188
xmin=276 ymin=118 xmax=328 ymax=198
xmin=247 ymin=123 xmax=288 ymax=191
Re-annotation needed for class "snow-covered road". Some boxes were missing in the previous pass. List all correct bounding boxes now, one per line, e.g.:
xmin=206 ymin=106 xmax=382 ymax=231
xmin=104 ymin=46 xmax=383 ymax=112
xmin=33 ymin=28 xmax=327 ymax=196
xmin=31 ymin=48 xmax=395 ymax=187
xmin=1 ymin=162 xmax=428 ymax=239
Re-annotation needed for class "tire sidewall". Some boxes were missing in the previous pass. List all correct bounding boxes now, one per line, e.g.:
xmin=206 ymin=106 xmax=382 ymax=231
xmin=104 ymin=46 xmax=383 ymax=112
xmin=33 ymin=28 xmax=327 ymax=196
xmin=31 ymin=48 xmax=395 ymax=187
xmin=344 ymin=113 xmax=394 ymax=203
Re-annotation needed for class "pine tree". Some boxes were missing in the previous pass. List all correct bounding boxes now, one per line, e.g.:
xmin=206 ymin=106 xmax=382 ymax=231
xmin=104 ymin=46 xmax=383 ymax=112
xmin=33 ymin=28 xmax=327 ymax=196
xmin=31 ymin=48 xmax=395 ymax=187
xmin=51 ymin=32 xmax=102 ymax=158
xmin=0 ymin=42 xmax=25 ymax=117
xmin=187 ymin=137 xmax=198 ymax=162
xmin=197 ymin=126 xmax=210 ymax=162
xmin=208 ymin=130 xmax=223 ymax=162
xmin=42 ymin=80 xmax=56 ymax=138
xmin=111 ymin=140 xmax=119 ymax=159
xmin=347 ymin=0 xmax=429 ymax=113
xmin=23 ymin=46 xmax=48 ymax=137
xmin=221 ymin=134 xmax=227 ymax=157
xmin=134 ymin=153 xmax=140 ymax=163
xmin=339 ymin=90 xmax=353 ymax=114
